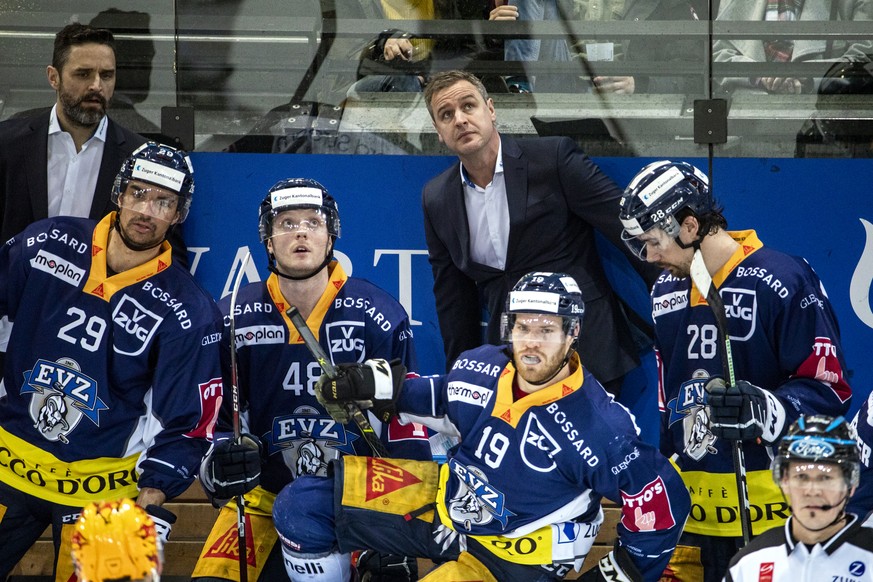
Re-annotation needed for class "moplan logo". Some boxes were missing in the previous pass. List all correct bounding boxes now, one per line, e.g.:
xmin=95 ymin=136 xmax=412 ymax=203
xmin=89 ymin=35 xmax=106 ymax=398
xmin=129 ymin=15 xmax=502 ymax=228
xmin=30 ymin=250 xmax=85 ymax=287
xmin=652 ymin=290 xmax=688 ymax=319
xmin=235 ymin=324 xmax=284 ymax=347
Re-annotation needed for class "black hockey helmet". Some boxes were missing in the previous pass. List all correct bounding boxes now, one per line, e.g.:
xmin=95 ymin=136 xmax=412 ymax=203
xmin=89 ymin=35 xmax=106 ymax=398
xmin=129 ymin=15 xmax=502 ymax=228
xmin=501 ymin=272 xmax=584 ymax=342
xmin=111 ymin=142 xmax=195 ymax=222
xmin=619 ymin=161 xmax=713 ymax=259
xmin=258 ymin=178 xmax=340 ymax=242
xmin=772 ymin=415 xmax=860 ymax=488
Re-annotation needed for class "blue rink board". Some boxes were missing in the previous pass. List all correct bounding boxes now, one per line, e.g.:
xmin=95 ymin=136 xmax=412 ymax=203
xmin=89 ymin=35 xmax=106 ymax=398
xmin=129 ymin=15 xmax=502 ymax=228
xmin=185 ymin=154 xmax=873 ymax=446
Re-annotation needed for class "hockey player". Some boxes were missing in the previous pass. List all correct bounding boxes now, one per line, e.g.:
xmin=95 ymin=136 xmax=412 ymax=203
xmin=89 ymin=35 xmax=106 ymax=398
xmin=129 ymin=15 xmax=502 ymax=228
xmin=618 ymin=161 xmax=852 ymax=581
xmin=71 ymin=498 xmax=163 ymax=582
xmin=849 ymin=393 xmax=873 ymax=519
xmin=192 ymin=178 xmax=430 ymax=582
xmin=0 ymin=142 xmax=223 ymax=579
xmin=724 ymin=415 xmax=873 ymax=581
xmin=271 ymin=271 xmax=690 ymax=581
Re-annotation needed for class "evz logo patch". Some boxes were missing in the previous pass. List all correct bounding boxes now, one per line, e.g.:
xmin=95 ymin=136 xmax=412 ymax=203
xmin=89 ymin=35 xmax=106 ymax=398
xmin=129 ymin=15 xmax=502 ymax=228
xmin=666 ymin=371 xmax=718 ymax=461
xmin=270 ymin=405 xmax=358 ymax=478
xmin=112 ymin=295 xmax=163 ymax=356
xmin=520 ymin=413 xmax=561 ymax=472
xmin=721 ymin=287 xmax=756 ymax=341
xmin=324 ymin=320 xmax=366 ymax=362
xmin=447 ymin=459 xmax=516 ymax=530
xmin=21 ymin=357 xmax=107 ymax=443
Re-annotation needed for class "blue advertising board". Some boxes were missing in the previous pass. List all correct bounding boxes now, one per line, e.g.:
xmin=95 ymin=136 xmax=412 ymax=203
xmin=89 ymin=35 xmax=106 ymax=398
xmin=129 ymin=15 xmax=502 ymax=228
xmin=185 ymin=154 xmax=873 ymax=445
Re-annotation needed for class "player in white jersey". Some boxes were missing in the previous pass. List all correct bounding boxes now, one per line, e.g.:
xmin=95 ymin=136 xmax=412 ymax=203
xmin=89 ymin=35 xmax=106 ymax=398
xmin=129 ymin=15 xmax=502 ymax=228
xmin=271 ymin=271 xmax=690 ymax=582
xmin=193 ymin=178 xmax=430 ymax=582
xmin=71 ymin=498 xmax=163 ymax=582
xmin=724 ymin=415 xmax=873 ymax=581
xmin=0 ymin=143 xmax=223 ymax=579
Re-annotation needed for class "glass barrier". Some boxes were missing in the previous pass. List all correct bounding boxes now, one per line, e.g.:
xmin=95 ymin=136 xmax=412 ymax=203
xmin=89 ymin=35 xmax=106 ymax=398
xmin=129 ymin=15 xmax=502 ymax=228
xmin=1 ymin=1 xmax=870 ymax=157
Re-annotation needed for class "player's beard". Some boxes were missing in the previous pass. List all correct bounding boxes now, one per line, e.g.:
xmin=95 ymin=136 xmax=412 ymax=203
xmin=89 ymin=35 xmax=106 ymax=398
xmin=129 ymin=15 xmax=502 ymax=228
xmin=59 ymin=83 xmax=107 ymax=127
xmin=516 ymin=346 xmax=566 ymax=386
xmin=118 ymin=213 xmax=167 ymax=251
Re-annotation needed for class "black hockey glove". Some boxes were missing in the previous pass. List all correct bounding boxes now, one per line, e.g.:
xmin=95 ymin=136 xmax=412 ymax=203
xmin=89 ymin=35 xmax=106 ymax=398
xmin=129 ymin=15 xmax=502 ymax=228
xmin=704 ymin=378 xmax=787 ymax=443
xmin=355 ymin=550 xmax=419 ymax=582
xmin=144 ymin=504 xmax=177 ymax=545
xmin=315 ymin=358 xmax=406 ymax=424
xmin=200 ymin=434 xmax=263 ymax=503
xmin=577 ymin=542 xmax=642 ymax=582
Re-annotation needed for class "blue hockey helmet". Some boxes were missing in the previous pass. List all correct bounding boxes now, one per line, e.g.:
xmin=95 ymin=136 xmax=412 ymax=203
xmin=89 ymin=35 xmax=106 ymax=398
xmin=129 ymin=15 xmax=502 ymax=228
xmin=772 ymin=415 xmax=860 ymax=488
xmin=111 ymin=142 xmax=195 ymax=222
xmin=258 ymin=178 xmax=341 ymax=242
xmin=619 ymin=161 xmax=712 ymax=258
xmin=501 ymin=272 xmax=584 ymax=342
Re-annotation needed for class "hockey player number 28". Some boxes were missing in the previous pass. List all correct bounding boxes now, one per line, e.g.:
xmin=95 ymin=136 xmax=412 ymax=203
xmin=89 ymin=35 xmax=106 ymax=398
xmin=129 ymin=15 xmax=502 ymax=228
xmin=686 ymin=324 xmax=719 ymax=360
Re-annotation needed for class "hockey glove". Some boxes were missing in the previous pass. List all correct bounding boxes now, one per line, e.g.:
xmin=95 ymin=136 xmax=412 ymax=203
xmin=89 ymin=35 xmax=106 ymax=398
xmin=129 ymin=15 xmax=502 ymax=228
xmin=315 ymin=358 xmax=406 ymax=424
xmin=200 ymin=434 xmax=263 ymax=503
xmin=704 ymin=378 xmax=787 ymax=443
xmin=577 ymin=542 xmax=642 ymax=582
xmin=145 ymin=504 xmax=177 ymax=545
xmin=355 ymin=550 xmax=419 ymax=582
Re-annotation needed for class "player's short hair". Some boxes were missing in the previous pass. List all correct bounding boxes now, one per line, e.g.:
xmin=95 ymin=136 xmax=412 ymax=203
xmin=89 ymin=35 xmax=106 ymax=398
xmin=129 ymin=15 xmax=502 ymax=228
xmin=52 ymin=23 xmax=116 ymax=72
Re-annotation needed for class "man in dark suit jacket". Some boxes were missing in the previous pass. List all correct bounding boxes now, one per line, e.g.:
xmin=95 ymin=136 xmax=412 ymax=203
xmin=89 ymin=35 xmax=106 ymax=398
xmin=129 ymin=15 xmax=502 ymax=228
xmin=0 ymin=23 xmax=150 ymax=242
xmin=421 ymin=70 xmax=660 ymax=393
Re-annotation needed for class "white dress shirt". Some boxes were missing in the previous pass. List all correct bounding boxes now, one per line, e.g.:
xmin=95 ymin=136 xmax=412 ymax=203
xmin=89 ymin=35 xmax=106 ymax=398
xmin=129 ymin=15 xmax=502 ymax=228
xmin=46 ymin=104 xmax=107 ymax=218
xmin=461 ymin=139 xmax=510 ymax=270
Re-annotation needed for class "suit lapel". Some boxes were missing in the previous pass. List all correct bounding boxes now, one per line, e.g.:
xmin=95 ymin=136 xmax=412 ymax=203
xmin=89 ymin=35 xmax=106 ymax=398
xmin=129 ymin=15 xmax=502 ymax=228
xmin=446 ymin=162 xmax=473 ymax=264
xmin=91 ymin=119 xmax=123 ymax=220
xmin=25 ymin=114 xmax=51 ymax=221
xmin=501 ymin=136 xmax=528 ymax=269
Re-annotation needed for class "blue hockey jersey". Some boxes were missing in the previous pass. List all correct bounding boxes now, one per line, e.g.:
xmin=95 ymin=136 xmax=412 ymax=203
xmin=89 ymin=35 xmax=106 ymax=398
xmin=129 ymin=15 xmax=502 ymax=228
xmin=849 ymin=393 xmax=873 ymax=518
xmin=397 ymin=344 xmax=690 ymax=581
xmin=219 ymin=261 xmax=430 ymax=496
xmin=653 ymin=230 xmax=851 ymax=537
xmin=0 ymin=214 xmax=223 ymax=504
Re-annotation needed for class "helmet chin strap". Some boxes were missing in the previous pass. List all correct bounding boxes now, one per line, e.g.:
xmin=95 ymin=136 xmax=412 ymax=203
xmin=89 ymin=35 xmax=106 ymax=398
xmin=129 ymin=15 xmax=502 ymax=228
xmin=113 ymin=213 xmax=167 ymax=253
xmin=523 ymin=343 xmax=576 ymax=387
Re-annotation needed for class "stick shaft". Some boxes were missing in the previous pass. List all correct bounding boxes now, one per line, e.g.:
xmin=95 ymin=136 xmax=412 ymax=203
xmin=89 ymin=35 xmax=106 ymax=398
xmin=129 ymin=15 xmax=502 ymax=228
xmin=689 ymin=250 xmax=753 ymax=545
xmin=286 ymin=306 xmax=388 ymax=457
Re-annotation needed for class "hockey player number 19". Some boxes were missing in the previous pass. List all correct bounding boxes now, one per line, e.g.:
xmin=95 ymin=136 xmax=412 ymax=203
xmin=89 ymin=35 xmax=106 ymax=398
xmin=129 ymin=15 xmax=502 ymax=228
xmin=474 ymin=426 xmax=510 ymax=469
xmin=686 ymin=324 xmax=719 ymax=360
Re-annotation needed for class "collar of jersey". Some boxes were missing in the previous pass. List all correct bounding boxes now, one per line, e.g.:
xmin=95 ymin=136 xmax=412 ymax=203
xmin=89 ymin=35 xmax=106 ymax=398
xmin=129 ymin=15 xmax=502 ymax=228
xmin=491 ymin=352 xmax=583 ymax=428
xmin=267 ymin=260 xmax=347 ymax=344
xmin=690 ymin=229 xmax=763 ymax=307
xmin=83 ymin=212 xmax=173 ymax=302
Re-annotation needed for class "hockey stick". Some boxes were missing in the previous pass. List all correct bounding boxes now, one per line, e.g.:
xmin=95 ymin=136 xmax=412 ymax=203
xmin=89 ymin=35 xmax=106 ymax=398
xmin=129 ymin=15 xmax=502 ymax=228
xmin=285 ymin=306 xmax=389 ymax=458
xmin=689 ymin=249 xmax=753 ymax=545
xmin=228 ymin=251 xmax=251 ymax=582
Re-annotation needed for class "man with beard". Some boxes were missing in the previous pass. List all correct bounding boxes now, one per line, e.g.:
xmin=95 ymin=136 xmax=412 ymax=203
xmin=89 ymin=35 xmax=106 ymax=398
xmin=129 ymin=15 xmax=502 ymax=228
xmin=271 ymin=272 xmax=689 ymax=582
xmin=618 ymin=160 xmax=852 ymax=581
xmin=0 ymin=23 xmax=147 ymax=243
xmin=0 ymin=143 xmax=222 ymax=580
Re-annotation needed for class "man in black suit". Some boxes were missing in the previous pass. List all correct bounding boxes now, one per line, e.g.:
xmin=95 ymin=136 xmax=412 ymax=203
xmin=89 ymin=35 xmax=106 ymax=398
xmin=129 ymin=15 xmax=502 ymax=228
xmin=0 ymin=23 xmax=147 ymax=244
xmin=421 ymin=70 xmax=660 ymax=394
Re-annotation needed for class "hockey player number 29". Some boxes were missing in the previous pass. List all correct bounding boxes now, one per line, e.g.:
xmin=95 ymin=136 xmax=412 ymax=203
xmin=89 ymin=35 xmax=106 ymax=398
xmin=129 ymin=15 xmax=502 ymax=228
xmin=686 ymin=324 xmax=719 ymax=360
xmin=58 ymin=307 xmax=107 ymax=352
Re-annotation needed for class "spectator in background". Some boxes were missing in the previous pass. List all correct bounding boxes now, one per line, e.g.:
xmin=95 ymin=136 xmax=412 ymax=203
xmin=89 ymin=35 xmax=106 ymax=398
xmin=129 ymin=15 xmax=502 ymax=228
xmin=421 ymin=70 xmax=660 ymax=396
xmin=713 ymin=0 xmax=872 ymax=94
xmin=587 ymin=0 xmax=712 ymax=95
xmin=502 ymin=0 xmax=573 ymax=93
xmin=347 ymin=0 xmax=510 ymax=99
